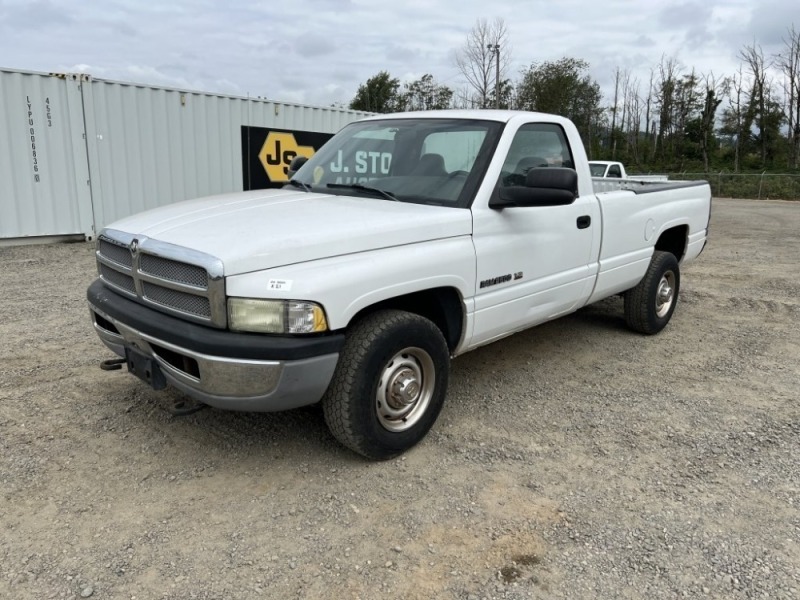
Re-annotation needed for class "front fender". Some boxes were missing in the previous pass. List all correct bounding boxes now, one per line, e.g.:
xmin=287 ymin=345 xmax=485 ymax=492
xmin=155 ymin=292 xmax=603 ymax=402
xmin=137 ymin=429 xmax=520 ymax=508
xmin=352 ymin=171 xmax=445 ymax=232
xmin=224 ymin=237 xmax=476 ymax=331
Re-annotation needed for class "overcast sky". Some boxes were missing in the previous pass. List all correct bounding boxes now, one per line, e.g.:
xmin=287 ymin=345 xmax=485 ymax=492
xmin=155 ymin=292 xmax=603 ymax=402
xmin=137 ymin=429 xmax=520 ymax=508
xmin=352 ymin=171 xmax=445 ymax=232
xmin=0 ymin=0 xmax=796 ymax=108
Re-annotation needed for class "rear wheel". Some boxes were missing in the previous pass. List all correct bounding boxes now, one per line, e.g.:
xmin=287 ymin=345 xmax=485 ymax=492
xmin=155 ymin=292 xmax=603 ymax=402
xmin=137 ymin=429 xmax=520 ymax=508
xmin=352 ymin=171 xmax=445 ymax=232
xmin=624 ymin=251 xmax=680 ymax=335
xmin=323 ymin=310 xmax=450 ymax=460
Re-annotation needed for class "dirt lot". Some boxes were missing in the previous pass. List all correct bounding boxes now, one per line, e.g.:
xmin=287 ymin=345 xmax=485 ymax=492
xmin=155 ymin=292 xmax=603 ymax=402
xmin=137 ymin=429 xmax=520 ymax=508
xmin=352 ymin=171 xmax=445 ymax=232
xmin=1 ymin=198 xmax=798 ymax=600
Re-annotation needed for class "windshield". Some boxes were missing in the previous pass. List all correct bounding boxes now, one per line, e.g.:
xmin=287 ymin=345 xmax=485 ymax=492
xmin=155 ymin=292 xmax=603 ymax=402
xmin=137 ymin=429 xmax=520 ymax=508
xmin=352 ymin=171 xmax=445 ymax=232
xmin=588 ymin=163 xmax=607 ymax=177
xmin=291 ymin=118 xmax=504 ymax=208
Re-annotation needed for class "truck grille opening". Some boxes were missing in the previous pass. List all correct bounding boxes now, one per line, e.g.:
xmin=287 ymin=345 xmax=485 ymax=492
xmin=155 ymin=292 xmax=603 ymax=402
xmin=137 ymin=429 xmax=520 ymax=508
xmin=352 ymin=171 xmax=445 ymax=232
xmin=142 ymin=283 xmax=211 ymax=318
xmin=99 ymin=264 xmax=136 ymax=295
xmin=140 ymin=254 xmax=208 ymax=288
xmin=98 ymin=238 xmax=133 ymax=268
xmin=150 ymin=343 xmax=200 ymax=380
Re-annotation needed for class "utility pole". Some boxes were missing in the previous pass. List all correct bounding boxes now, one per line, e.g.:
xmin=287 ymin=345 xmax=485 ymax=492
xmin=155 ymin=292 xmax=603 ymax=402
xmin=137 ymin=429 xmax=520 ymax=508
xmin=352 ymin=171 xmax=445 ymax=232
xmin=487 ymin=43 xmax=500 ymax=109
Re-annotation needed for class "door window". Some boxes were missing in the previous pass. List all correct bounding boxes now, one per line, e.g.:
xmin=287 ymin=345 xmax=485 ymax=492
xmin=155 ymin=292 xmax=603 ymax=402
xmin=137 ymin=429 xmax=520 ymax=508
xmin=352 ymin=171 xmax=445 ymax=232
xmin=499 ymin=123 xmax=574 ymax=187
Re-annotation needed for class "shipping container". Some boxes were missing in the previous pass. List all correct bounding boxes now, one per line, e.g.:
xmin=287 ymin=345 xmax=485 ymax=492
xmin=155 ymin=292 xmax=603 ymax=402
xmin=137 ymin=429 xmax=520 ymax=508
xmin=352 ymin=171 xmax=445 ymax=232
xmin=0 ymin=67 xmax=370 ymax=243
xmin=0 ymin=70 xmax=94 ymax=240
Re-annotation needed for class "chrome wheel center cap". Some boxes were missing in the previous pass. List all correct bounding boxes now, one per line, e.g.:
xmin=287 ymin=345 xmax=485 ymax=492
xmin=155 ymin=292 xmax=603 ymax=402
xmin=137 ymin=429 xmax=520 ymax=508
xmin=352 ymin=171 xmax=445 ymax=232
xmin=390 ymin=370 xmax=420 ymax=407
xmin=658 ymin=281 xmax=672 ymax=304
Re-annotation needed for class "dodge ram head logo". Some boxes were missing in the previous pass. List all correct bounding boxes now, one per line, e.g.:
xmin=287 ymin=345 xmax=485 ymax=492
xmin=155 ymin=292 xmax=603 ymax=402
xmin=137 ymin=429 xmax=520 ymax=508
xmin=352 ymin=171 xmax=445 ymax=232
xmin=258 ymin=132 xmax=316 ymax=183
xmin=129 ymin=238 xmax=139 ymax=255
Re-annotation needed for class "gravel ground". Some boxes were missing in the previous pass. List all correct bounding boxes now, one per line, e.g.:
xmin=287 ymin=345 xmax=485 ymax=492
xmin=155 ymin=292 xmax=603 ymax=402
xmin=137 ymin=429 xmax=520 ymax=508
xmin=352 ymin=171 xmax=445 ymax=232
xmin=1 ymin=197 xmax=798 ymax=600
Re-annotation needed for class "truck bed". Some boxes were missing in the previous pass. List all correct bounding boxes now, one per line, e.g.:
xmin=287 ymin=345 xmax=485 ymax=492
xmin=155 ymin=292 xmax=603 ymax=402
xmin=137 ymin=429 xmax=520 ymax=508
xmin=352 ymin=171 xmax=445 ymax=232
xmin=592 ymin=177 xmax=704 ymax=195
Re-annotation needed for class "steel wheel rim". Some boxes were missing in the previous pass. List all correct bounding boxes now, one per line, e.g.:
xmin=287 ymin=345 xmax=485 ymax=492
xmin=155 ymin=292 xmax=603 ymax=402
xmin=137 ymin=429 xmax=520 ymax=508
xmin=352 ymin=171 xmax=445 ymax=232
xmin=375 ymin=347 xmax=435 ymax=432
xmin=655 ymin=271 xmax=676 ymax=318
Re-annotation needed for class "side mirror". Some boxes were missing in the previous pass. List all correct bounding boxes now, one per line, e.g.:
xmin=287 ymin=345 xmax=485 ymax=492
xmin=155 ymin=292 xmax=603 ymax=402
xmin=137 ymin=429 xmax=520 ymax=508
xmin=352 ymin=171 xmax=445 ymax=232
xmin=287 ymin=156 xmax=309 ymax=179
xmin=490 ymin=167 xmax=578 ymax=208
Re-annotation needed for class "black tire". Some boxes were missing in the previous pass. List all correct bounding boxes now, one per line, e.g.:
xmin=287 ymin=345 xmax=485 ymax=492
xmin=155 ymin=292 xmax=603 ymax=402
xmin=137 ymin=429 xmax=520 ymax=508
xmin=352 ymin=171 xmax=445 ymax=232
xmin=322 ymin=309 xmax=450 ymax=460
xmin=624 ymin=251 xmax=680 ymax=335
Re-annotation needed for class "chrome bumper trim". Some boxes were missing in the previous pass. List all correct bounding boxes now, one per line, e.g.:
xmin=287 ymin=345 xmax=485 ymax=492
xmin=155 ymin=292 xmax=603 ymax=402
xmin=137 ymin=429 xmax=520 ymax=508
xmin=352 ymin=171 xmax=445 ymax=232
xmin=89 ymin=306 xmax=338 ymax=412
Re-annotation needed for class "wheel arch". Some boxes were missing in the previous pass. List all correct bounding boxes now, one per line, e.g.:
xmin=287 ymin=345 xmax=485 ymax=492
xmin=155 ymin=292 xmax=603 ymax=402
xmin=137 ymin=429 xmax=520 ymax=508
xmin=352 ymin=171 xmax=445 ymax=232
xmin=345 ymin=287 xmax=465 ymax=353
xmin=655 ymin=224 xmax=689 ymax=262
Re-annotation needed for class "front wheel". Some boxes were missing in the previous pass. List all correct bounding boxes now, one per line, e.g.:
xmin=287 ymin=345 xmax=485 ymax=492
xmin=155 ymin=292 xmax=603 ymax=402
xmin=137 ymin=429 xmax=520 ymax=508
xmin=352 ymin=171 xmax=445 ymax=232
xmin=624 ymin=251 xmax=680 ymax=335
xmin=322 ymin=310 xmax=450 ymax=460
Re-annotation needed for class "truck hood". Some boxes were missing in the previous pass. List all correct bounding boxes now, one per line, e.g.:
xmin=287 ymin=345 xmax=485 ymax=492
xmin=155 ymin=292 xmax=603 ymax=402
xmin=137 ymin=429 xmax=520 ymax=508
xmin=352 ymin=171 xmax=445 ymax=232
xmin=106 ymin=189 xmax=473 ymax=275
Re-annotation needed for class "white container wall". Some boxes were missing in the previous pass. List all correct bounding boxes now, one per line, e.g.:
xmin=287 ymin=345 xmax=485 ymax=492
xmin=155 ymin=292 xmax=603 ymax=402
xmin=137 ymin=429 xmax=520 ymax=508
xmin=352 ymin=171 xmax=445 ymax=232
xmin=0 ymin=68 xmax=370 ymax=241
xmin=0 ymin=70 xmax=94 ymax=239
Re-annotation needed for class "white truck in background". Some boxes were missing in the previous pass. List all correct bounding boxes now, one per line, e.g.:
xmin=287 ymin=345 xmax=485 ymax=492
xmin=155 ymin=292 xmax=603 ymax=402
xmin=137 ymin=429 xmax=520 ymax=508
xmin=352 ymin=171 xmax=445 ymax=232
xmin=589 ymin=160 xmax=668 ymax=181
xmin=87 ymin=110 xmax=711 ymax=459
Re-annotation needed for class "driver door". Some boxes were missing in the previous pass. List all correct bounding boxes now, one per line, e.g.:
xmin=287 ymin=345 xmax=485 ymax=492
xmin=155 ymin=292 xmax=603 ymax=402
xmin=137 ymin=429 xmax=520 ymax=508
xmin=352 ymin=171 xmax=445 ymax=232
xmin=470 ymin=122 xmax=600 ymax=347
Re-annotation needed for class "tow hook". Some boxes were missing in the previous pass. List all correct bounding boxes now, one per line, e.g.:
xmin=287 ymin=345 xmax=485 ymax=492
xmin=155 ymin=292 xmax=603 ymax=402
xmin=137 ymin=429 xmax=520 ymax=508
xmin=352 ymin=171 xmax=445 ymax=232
xmin=100 ymin=358 xmax=126 ymax=371
xmin=168 ymin=397 xmax=208 ymax=417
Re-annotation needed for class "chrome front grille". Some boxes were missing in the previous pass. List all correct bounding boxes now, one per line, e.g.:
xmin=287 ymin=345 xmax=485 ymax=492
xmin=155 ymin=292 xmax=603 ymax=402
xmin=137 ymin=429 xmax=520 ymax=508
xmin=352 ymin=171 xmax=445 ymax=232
xmin=142 ymin=282 xmax=211 ymax=317
xmin=98 ymin=238 xmax=132 ymax=268
xmin=95 ymin=231 xmax=226 ymax=328
xmin=99 ymin=263 xmax=136 ymax=295
xmin=140 ymin=254 xmax=208 ymax=288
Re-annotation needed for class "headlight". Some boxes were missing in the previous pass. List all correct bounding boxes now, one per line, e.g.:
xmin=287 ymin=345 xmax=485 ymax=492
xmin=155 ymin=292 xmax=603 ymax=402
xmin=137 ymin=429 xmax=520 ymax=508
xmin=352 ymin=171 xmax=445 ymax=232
xmin=228 ymin=298 xmax=328 ymax=334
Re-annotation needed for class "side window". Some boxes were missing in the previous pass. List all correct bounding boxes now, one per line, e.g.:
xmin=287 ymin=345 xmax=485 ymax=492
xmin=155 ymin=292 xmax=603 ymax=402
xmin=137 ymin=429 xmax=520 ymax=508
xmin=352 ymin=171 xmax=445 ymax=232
xmin=608 ymin=165 xmax=622 ymax=178
xmin=499 ymin=123 xmax=574 ymax=187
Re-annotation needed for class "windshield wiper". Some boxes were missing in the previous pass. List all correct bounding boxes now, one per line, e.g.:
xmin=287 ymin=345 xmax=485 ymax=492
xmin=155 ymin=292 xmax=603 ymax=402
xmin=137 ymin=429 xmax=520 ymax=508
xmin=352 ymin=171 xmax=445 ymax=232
xmin=286 ymin=179 xmax=311 ymax=192
xmin=326 ymin=183 xmax=398 ymax=202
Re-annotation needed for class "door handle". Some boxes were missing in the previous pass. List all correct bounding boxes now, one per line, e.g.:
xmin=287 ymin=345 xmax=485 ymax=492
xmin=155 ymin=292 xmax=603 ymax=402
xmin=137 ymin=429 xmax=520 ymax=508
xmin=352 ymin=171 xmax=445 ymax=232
xmin=577 ymin=215 xmax=591 ymax=229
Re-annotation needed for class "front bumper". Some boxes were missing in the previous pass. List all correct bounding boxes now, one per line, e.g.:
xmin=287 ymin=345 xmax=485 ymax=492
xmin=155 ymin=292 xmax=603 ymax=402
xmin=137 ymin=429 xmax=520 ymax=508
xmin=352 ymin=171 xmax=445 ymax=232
xmin=87 ymin=280 xmax=344 ymax=412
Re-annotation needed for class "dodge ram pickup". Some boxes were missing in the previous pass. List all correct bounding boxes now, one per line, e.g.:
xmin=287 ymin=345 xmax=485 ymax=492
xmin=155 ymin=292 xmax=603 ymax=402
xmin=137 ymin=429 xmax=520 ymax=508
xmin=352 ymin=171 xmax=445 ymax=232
xmin=87 ymin=110 xmax=711 ymax=459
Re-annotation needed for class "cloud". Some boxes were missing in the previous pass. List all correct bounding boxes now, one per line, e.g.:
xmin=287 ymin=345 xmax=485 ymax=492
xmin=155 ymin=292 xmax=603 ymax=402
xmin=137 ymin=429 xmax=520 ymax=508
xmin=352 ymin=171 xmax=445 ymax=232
xmin=658 ymin=1 xmax=715 ymax=47
xmin=0 ymin=0 xmax=74 ymax=30
xmin=124 ymin=65 xmax=195 ymax=89
xmin=1 ymin=0 xmax=794 ymax=111
xmin=634 ymin=35 xmax=657 ymax=48
xmin=746 ymin=0 xmax=798 ymax=48
xmin=293 ymin=36 xmax=337 ymax=58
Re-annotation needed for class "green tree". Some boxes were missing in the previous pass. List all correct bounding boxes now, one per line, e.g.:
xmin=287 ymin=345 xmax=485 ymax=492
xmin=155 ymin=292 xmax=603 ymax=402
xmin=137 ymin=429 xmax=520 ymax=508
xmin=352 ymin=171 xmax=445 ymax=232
xmin=349 ymin=71 xmax=404 ymax=113
xmin=402 ymin=74 xmax=454 ymax=111
xmin=487 ymin=78 xmax=515 ymax=109
xmin=753 ymin=94 xmax=786 ymax=165
xmin=515 ymin=57 xmax=604 ymax=150
xmin=696 ymin=75 xmax=725 ymax=172
xmin=652 ymin=57 xmax=680 ymax=163
xmin=739 ymin=43 xmax=786 ymax=168
xmin=672 ymin=71 xmax=702 ymax=166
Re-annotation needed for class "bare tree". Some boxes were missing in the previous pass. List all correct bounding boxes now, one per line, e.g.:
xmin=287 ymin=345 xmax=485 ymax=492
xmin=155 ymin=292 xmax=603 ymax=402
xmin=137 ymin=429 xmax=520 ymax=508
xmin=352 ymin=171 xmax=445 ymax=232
xmin=450 ymin=86 xmax=475 ymax=109
xmin=609 ymin=67 xmax=624 ymax=159
xmin=720 ymin=65 xmax=747 ymax=172
xmin=644 ymin=69 xmax=655 ymax=158
xmin=775 ymin=25 xmax=800 ymax=168
xmin=740 ymin=43 xmax=772 ymax=166
xmin=454 ymin=17 xmax=511 ymax=108
xmin=622 ymin=73 xmax=643 ymax=164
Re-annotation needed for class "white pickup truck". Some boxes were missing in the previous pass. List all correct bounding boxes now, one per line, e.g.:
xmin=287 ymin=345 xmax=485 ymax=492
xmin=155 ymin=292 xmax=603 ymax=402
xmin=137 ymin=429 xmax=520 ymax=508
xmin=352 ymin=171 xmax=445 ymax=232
xmin=87 ymin=110 xmax=711 ymax=459
xmin=589 ymin=160 xmax=668 ymax=181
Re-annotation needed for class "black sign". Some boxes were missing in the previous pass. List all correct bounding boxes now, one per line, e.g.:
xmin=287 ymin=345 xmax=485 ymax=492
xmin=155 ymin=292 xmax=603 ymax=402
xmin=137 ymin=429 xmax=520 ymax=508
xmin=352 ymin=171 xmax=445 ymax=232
xmin=241 ymin=126 xmax=334 ymax=190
